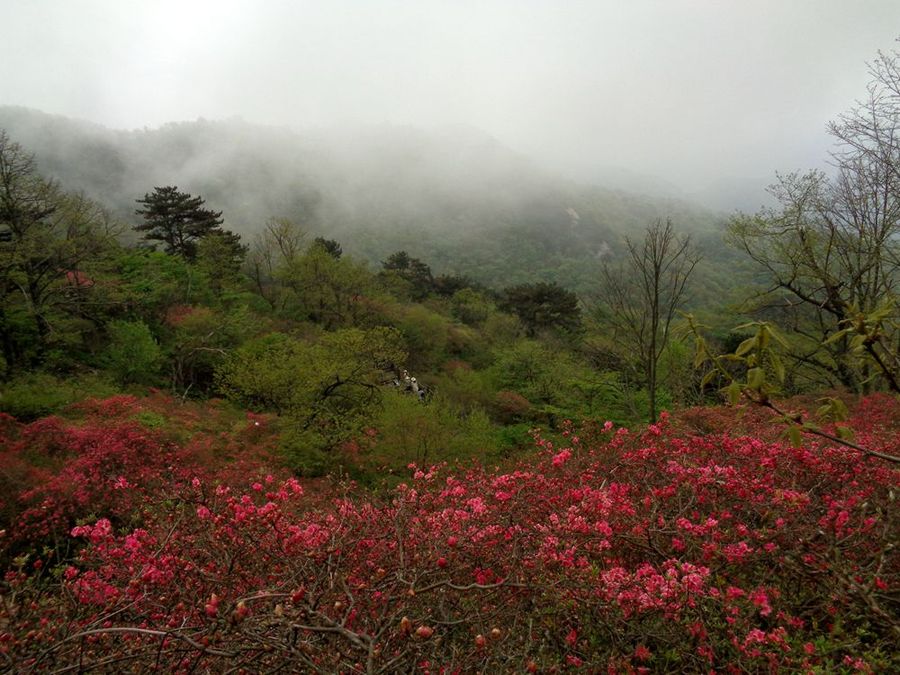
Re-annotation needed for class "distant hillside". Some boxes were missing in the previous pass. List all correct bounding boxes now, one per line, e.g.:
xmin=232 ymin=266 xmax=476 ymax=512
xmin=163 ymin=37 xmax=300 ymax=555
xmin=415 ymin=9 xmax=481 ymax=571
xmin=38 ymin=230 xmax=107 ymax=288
xmin=0 ymin=106 xmax=743 ymax=299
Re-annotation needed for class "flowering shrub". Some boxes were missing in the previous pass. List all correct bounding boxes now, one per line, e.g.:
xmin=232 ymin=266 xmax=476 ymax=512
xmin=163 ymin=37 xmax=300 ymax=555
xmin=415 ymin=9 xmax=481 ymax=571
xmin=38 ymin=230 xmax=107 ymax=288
xmin=1 ymin=396 xmax=898 ymax=672
xmin=1 ymin=394 xmax=281 ymax=559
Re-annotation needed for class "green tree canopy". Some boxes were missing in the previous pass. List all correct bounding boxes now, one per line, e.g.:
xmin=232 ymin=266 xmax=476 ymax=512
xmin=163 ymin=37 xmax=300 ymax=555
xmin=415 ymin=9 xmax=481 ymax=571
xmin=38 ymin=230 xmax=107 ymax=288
xmin=278 ymin=242 xmax=374 ymax=328
xmin=501 ymin=281 xmax=581 ymax=337
xmin=216 ymin=327 xmax=406 ymax=455
xmin=382 ymin=251 xmax=434 ymax=300
xmin=312 ymin=237 xmax=342 ymax=259
xmin=134 ymin=186 xmax=228 ymax=261
xmin=0 ymin=130 xmax=118 ymax=369
xmin=102 ymin=320 xmax=162 ymax=385
xmin=195 ymin=230 xmax=248 ymax=295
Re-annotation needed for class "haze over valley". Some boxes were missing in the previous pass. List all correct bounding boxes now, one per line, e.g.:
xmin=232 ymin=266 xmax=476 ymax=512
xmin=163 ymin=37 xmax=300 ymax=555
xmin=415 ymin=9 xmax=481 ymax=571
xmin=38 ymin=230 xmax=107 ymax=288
xmin=0 ymin=105 xmax=733 ymax=293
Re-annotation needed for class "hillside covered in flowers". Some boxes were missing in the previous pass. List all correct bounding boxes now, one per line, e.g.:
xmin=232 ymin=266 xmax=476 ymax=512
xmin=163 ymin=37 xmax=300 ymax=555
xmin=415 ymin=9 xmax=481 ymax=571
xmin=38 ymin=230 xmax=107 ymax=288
xmin=2 ymin=393 xmax=897 ymax=673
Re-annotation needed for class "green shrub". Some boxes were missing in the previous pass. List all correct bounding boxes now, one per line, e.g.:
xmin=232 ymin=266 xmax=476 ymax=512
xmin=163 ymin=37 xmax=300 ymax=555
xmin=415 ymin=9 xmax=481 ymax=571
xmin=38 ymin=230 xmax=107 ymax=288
xmin=492 ymin=389 xmax=532 ymax=423
xmin=278 ymin=425 xmax=333 ymax=477
xmin=0 ymin=373 xmax=118 ymax=421
xmin=450 ymin=288 xmax=493 ymax=325
xmin=431 ymin=365 xmax=495 ymax=415
xmin=132 ymin=410 xmax=167 ymax=429
xmin=493 ymin=422 xmax=533 ymax=454
xmin=103 ymin=320 xmax=162 ymax=385
xmin=394 ymin=305 xmax=451 ymax=372
xmin=366 ymin=391 xmax=501 ymax=471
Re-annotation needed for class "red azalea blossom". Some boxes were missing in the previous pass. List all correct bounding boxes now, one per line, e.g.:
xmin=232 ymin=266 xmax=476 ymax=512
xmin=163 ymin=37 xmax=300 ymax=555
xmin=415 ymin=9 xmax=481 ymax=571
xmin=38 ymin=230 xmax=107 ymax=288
xmin=634 ymin=644 xmax=652 ymax=661
xmin=0 ymin=394 xmax=897 ymax=672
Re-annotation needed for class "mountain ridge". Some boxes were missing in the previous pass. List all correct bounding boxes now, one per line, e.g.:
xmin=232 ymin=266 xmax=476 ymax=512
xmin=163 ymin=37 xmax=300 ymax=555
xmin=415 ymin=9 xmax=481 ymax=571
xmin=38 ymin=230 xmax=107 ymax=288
xmin=0 ymin=106 xmax=731 ymax=292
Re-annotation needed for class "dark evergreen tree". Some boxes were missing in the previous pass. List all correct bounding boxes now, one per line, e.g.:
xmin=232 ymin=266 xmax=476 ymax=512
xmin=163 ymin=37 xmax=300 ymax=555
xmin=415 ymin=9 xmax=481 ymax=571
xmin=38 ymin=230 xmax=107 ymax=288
xmin=502 ymin=281 xmax=582 ymax=336
xmin=432 ymin=274 xmax=473 ymax=298
xmin=134 ymin=186 xmax=224 ymax=261
xmin=312 ymin=237 xmax=343 ymax=259
xmin=382 ymin=250 xmax=434 ymax=299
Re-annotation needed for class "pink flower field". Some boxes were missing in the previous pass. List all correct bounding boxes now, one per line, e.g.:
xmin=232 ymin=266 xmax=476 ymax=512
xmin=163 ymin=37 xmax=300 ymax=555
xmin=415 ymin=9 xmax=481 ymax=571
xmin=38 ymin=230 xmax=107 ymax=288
xmin=1 ymin=394 xmax=898 ymax=673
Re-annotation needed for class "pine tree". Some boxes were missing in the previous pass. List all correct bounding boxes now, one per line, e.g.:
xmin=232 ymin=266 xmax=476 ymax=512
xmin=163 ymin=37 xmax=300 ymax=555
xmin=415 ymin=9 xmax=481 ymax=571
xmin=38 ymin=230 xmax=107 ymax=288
xmin=134 ymin=186 xmax=224 ymax=260
xmin=382 ymin=250 xmax=434 ymax=299
xmin=502 ymin=281 xmax=582 ymax=337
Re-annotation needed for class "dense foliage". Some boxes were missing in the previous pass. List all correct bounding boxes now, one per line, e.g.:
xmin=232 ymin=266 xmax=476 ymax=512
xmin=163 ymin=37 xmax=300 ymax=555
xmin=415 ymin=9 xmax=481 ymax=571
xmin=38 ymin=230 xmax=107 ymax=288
xmin=1 ymin=124 xmax=657 ymax=459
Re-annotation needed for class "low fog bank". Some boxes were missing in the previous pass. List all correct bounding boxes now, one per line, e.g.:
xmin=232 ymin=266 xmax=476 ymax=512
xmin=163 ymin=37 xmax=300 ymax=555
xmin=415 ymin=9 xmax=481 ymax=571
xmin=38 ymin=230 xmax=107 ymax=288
xmin=0 ymin=107 xmax=726 ymax=249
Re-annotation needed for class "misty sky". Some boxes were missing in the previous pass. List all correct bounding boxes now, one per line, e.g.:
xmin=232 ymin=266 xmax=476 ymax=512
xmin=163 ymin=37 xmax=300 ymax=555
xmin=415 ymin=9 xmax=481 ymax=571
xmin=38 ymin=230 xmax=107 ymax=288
xmin=2 ymin=1 xmax=899 ymax=200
